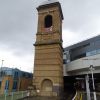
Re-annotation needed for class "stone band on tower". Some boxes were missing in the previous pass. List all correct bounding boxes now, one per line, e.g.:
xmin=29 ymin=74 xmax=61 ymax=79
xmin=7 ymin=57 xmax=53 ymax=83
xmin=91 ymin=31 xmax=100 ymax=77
xmin=33 ymin=0 xmax=64 ymax=96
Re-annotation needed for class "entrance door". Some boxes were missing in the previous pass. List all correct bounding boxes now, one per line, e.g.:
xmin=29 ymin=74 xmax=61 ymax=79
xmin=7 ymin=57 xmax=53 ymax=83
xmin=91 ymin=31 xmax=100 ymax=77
xmin=41 ymin=79 xmax=53 ymax=96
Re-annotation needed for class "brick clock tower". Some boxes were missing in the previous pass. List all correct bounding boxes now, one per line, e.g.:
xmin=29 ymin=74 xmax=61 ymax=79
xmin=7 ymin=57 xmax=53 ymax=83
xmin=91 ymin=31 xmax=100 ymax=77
xmin=33 ymin=0 xmax=64 ymax=96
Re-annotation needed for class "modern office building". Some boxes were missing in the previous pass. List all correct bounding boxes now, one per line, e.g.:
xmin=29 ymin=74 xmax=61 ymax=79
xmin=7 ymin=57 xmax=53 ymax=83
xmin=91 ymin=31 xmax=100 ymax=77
xmin=63 ymin=35 xmax=100 ymax=91
xmin=0 ymin=67 xmax=32 ymax=94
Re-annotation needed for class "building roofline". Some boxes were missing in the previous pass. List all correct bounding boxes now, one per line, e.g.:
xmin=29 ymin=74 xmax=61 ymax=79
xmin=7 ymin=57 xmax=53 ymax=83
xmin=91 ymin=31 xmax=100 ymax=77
xmin=64 ymin=35 xmax=100 ymax=50
xmin=37 ymin=2 xmax=64 ymax=20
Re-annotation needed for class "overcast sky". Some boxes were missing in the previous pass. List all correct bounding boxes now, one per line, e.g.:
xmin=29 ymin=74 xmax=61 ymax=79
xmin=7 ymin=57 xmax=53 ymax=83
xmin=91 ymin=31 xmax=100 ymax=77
xmin=0 ymin=0 xmax=100 ymax=72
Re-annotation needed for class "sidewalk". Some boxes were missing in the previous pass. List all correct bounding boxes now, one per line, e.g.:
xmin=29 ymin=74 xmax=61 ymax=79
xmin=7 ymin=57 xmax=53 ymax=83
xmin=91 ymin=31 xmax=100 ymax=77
xmin=18 ymin=96 xmax=62 ymax=100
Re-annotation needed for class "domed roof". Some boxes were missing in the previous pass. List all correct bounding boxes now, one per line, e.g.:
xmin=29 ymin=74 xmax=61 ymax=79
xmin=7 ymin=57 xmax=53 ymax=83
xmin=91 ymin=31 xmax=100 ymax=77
xmin=40 ymin=0 xmax=59 ymax=6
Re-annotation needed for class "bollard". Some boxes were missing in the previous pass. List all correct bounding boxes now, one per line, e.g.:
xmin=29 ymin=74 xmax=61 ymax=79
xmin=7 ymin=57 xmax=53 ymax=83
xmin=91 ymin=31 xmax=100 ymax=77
xmin=5 ymin=94 xmax=6 ymax=100
xmin=22 ymin=91 xmax=23 ymax=98
xmin=11 ymin=92 xmax=13 ymax=100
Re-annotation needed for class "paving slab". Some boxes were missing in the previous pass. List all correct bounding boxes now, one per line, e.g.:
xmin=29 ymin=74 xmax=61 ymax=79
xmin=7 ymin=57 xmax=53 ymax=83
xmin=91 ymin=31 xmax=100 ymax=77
xmin=18 ymin=96 xmax=63 ymax=100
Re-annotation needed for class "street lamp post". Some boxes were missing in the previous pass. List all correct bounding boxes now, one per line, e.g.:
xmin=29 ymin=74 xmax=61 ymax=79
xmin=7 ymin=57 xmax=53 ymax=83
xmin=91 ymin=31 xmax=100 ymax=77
xmin=89 ymin=65 xmax=97 ymax=100
xmin=83 ymin=58 xmax=99 ymax=100
xmin=1 ymin=60 xmax=4 ymax=68
xmin=1 ymin=60 xmax=4 ymax=76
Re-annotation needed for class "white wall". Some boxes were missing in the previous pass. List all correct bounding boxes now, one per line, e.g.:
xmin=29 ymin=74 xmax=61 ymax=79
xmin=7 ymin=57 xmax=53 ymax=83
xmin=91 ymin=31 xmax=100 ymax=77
xmin=64 ymin=54 xmax=100 ymax=76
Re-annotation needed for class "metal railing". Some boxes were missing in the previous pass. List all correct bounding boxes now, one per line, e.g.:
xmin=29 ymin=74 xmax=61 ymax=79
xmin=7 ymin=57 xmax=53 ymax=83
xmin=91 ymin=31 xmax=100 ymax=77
xmin=0 ymin=91 xmax=27 ymax=100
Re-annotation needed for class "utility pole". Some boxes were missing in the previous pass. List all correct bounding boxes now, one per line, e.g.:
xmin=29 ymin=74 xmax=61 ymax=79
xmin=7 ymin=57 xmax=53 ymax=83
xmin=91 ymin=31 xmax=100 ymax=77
xmin=85 ymin=74 xmax=91 ymax=100
xmin=83 ymin=58 xmax=98 ymax=100
xmin=90 ymin=65 xmax=97 ymax=100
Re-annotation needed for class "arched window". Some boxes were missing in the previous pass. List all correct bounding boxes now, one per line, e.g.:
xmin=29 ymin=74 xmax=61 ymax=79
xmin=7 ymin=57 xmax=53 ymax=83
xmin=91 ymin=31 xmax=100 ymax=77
xmin=44 ymin=15 xmax=52 ymax=28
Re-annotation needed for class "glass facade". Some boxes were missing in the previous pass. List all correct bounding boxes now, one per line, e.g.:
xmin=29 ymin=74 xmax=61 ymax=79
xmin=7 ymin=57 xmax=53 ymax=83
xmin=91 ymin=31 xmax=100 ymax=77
xmin=12 ymin=81 xmax=17 ymax=90
xmin=63 ymin=51 xmax=70 ymax=64
xmin=86 ymin=49 xmax=100 ymax=56
xmin=14 ymin=71 xmax=19 ymax=78
xmin=64 ymin=35 xmax=100 ymax=63
xmin=5 ymin=80 xmax=9 ymax=90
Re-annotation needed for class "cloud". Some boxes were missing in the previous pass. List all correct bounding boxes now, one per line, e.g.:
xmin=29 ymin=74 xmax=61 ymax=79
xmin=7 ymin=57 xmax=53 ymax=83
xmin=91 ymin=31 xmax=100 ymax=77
xmin=0 ymin=0 xmax=36 ymax=56
xmin=0 ymin=0 xmax=35 ymax=72
xmin=63 ymin=29 xmax=100 ymax=48
xmin=0 ymin=48 xmax=33 ymax=72
xmin=61 ymin=0 xmax=100 ymax=34
xmin=0 ymin=0 xmax=100 ymax=72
